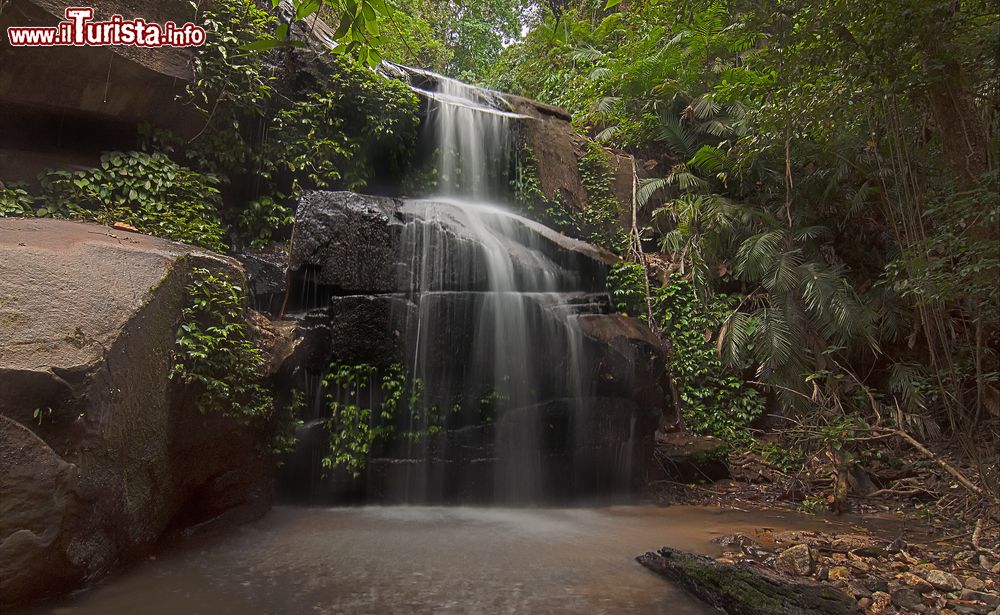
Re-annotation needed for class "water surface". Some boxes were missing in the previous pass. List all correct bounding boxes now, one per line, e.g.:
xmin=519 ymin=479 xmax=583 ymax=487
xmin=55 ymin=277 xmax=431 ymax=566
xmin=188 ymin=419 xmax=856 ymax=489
xmin=34 ymin=505 xmax=859 ymax=615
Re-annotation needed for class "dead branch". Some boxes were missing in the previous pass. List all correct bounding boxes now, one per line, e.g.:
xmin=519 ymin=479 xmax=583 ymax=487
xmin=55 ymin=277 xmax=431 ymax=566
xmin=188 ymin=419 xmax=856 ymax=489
xmin=873 ymin=428 xmax=988 ymax=500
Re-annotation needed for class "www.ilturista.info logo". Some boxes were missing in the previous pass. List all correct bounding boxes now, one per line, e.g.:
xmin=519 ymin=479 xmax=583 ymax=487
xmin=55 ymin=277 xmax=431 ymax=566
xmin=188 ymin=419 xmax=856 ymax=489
xmin=5 ymin=7 xmax=205 ymax=47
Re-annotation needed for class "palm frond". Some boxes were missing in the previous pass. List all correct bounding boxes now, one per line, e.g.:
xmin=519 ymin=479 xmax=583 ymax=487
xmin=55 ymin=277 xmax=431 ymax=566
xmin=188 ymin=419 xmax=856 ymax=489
xmin=654 ymin=115 xmax=697 ymax=157
xmin=594 ymin=125 xmax=621 ymax=143
xmin=637 ymin=177 xmax=669 ymax=206
xmin=735 ymin=229 xmax=786 ymax=280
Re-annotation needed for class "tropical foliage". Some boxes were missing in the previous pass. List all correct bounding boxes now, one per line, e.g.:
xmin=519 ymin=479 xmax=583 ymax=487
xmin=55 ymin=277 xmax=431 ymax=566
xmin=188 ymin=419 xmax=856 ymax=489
xmin=494 ymin=0 xmax=998 ymax=481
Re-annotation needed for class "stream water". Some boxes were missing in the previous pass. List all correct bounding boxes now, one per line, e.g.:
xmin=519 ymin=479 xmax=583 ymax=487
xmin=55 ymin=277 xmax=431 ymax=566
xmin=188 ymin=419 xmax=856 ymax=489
xmin=28 ymin=505 xmax=863 ymax=615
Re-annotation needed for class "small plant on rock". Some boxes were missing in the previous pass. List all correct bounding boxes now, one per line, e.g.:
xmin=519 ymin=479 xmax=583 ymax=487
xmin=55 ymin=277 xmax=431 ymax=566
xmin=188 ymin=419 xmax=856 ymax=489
xmin=171 ymin=267 xmax=272 ymax=422
xmin=39 ymin=151 xmax=227 ymax=252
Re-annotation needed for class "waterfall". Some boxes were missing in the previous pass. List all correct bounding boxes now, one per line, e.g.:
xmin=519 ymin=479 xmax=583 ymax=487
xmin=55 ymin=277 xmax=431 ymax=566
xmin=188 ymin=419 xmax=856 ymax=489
xmin=396 ymin=68 xmax=597 ymax=502
xmin=281 ymin=65 xmax=659 ymax=504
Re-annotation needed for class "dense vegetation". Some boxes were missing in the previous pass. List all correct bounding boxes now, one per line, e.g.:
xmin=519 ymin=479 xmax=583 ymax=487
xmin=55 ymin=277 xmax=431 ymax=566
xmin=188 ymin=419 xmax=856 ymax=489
xmin=488 ymin=0 xmax=998 ymax=507
xmin=2 ymin=0 xmax=994 ymax=510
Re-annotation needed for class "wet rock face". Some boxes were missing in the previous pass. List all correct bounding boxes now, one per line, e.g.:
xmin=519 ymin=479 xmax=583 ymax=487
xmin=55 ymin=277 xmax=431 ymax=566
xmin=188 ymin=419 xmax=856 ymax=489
xmin=287 ymin=191 xmax=614 ymax=297
xmin=0 ymin=417 xmax=78 ymax=605
xmin=0 ymin=219 xmax=272 ymax=608
xmin=281 ymin=190 xmax=673 ymax=503
xmin=289 ymin=191 xmax=405 ymax=293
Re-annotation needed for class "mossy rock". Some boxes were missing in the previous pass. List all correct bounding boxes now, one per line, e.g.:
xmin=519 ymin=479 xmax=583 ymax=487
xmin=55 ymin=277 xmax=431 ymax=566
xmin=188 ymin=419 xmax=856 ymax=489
xmin=637 ymin=547 xmax=862 ymax=615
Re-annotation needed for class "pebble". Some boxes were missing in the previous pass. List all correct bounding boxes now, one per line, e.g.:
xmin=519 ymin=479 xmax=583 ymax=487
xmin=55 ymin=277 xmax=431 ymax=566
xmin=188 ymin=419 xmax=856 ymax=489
xmin=829 ymin=566 xmax=852 ymax=584
xmin=847 ymin=579 xmax=872 ymax=598
xmin=897 ymin=572 xmax=935 ymax=593
xmin=892 ymin=588 xmax=927 ymax=612
xmin=869 ymin=591 xmax=893 ymax=614
xmin=774 ymin=544 xmax=815 ymax=576
xmin=848 ymin=556 xmax=872 ymax=573
xmin=966 ymin=577 xmax=986 ymax=591
xmin=925 ymin=570 xmax=963 ymax=592
xmin=948 ymin=599 xmax=994 ymax=615
xmin=960 ymin=590 xmax=1000 ymax=608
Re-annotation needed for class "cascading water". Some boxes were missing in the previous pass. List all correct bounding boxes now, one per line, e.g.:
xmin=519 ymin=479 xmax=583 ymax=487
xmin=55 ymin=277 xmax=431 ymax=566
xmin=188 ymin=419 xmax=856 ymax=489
xmin=395 ymin=70 xmax=610 ymax=502
xmin=280 ymin=66 xmax=663 ymax=504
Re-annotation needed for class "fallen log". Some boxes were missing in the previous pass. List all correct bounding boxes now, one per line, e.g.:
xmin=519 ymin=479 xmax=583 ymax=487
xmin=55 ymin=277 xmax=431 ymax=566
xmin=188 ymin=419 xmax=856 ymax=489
xmin=636 ymin=547 xmax=862 ymax=615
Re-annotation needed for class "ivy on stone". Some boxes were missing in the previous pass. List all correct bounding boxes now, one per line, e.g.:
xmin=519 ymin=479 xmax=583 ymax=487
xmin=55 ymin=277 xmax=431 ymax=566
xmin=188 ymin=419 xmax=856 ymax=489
xmin=170 ymin=267 xmax=272 ymax=422
xmin=38 ymin=151 xmax=228 ymax=252
xmin=653 ymin=279 xmax=764 ymax=445
xmin=322 ymin=362 xmax=443 ymax=476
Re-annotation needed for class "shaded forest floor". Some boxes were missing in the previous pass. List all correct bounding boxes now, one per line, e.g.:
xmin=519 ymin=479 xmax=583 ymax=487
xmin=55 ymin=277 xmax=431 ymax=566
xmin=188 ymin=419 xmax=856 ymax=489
xmin=648 ymin=431 xmax=1000 ymax=614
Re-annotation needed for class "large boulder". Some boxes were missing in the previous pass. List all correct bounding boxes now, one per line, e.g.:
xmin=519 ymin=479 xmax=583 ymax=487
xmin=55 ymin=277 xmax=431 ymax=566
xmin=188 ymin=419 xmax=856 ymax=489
xmin=0 ymin=218 xmax=272 ymax=608
xmin=506 ymin=95 xmax=592 ymax=214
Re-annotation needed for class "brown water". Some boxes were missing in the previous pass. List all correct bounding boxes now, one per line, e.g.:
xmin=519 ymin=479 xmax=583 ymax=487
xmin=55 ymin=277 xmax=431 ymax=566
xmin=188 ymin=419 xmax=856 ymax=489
xmin=32 ymin=505 xmax=863 ymax=615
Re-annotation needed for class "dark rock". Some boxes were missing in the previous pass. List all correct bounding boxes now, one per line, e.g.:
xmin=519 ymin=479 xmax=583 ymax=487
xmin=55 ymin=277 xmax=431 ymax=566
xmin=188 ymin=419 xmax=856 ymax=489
xmin=0 ymin=417 xmax=78 ymax=605
xmin=0 ymin=219 xmax=272 ymax=608
xmin=846 ymin=580 xmax=872 ymax=599
xmin=886 ymin=537 xmax=907 ymax=554
xmin=506 ymin=95 xmax=590 ymax=214
xmin=653 ymin=431 xmax=730 ymax=482
xmin=235 ymin=244 xmax=290 ymax=315
xmin=287 ymin=191 xmax=615 ymax=304
xmin=637 ymin=547 xmax=862 ymax=614
xmin=892 ymin=588 xmax=928 ymax=612
xmin=288 ymin=295 xmax=415 ymax=370
xmin=949 ymin=601 xmax=993 ymax=615
xmin=289 ymin=191 xmax=405 ymax=296
xmin=576 ymin=314 xmax=674 ymax=416
xmin=960 ymin=590 xmax=1000 ymax=608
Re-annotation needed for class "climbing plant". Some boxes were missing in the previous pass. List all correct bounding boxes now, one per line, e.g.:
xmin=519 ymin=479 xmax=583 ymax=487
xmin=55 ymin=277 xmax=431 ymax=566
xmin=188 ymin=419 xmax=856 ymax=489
xmin=322 ymin=362 xmax=441 ymax=476
xmin=268 ymin=54 xmax=420 ymax=192
xmin=512 ymin=140 xmax=627 ymax=254
xmin=654 ymin=279 xmax=764 ymax=444
xmin=171 ymin=268 xmax=273 ymax=422
xmin=0 ymin=184 xmax=34 ymax=217
xmin=606 ymin=261 xmax=647 ymax=318
xmin=576 ymin=143 xmax=627 ymax=253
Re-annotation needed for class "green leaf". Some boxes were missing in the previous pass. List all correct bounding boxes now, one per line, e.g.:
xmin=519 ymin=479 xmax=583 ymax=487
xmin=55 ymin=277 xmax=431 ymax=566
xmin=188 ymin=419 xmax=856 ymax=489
xmin=294 ymin=0 xmax=321 ymax=21
xmin=604 ymin=0 xmax=623 ymax=9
